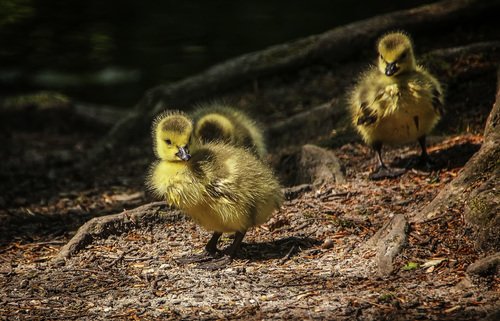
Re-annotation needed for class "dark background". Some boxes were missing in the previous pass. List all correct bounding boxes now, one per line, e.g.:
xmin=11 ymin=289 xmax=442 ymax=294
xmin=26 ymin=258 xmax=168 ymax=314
xmin=0 ymin=0 xmax=435 ymax=107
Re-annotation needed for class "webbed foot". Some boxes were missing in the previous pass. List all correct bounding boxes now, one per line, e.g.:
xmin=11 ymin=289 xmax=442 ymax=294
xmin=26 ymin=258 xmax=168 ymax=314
xmin=412 ymin=136 xmax=439 ymax=171
xmin=196 ymin=255 xmax=233 ymax=270
xmin=369 ymin=166 xmax=405 ymax=180
xmin=406 ymin=155 xmax=437 ymax=171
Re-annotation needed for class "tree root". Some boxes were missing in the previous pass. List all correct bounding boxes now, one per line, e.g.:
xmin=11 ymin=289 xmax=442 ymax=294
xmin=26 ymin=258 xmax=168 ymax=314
xmin=412 ymin=67 xmax=500 ymax=250
xmin=53 ymin=202 xmax=182 ymax=264
xmin=425 ymin=41 xmax=500 ymax=60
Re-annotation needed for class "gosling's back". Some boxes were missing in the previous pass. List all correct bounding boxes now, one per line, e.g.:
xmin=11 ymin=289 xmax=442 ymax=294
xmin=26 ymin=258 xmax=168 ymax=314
xmin=191 ymin=104 xmax=266 ymax=158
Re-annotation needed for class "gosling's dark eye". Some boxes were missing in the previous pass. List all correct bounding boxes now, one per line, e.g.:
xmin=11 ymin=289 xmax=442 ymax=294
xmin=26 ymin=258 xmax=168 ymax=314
xmin=400 ymin=52 xmax=407 ymax=60
xmin=165 ymin=139 xmax=172 ymax=145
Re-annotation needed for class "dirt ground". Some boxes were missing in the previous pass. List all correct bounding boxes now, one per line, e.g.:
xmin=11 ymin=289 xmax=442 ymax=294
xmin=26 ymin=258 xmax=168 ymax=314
xmin=1 ymin=123 xmax=498 ymax=320
xmin=1 ymin=23 xmax=500 ymax=321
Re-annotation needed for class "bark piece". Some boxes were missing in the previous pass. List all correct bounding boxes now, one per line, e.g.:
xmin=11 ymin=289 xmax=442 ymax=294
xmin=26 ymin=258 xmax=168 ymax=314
xmin=365 ymin=214 xmax=409 ymax=276
xmin=53 ymin=202 xmax=182 ymax=264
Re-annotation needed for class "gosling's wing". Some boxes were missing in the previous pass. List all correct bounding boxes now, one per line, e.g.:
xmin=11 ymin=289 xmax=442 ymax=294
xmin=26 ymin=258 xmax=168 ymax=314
xmin=205 ymin=177 xmax=238 ymax=203
xmin=430 ymin=81 xmax=444 ymax=116
xmin=416 ymin=65 xmax=444 ymax=116
xmin=355 ymin=100 xmax=379 ymax=126
xmin=351 ymin=70 xmax=393 ymax=126
xmin=191 ymin=145 xmax=241 ymax=204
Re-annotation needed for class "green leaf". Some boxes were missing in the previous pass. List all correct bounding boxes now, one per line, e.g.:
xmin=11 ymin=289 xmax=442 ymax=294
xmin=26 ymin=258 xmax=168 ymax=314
xmin=402 ymin=262 xmax=419 ymax=271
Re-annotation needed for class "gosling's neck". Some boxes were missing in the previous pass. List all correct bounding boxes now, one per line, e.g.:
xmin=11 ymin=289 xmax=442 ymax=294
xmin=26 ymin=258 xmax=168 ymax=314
xmin=159 ymin=158 xmax=190 ymax=173
xmin=380 ymin=67 xmax=416 ymax=85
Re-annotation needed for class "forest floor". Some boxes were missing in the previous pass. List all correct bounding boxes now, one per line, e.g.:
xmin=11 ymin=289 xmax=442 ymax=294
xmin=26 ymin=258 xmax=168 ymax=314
xmin=1 ymin=21 xmax=500 ymax=321
xmin=0 ymin=114 xmax=498 ymax=320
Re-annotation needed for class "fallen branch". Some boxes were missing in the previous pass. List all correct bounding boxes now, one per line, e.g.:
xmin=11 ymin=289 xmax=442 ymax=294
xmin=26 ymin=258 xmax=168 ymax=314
xmin=283 ymin=184 xmax=312 ymax=201
xmin=364 ymin=214 xmax=409 ymax=276
xmin=53 ymin=202 xmax=182 ymax=264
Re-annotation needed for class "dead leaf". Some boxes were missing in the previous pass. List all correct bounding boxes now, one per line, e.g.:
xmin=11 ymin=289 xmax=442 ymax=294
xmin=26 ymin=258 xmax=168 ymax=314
xmin=425 ymin=266 xmax=435 ymax=273
xmin=421 ymin=258 xmax=446 ymax=268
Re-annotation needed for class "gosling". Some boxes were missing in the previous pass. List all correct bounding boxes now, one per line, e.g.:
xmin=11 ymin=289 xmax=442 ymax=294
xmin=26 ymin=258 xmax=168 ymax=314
xmin=349 ymin=31 xmax=444 ymax=179
xmin=147 ymin=111 xmax=283 ymax=268
xmin=191 ymin=103 xmax=266 ymax=159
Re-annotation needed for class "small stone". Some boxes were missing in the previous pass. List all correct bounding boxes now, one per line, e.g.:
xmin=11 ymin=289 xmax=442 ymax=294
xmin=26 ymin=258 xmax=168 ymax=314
xmin=321 ymin=238 xmax=334 ymax=249
xmin=462 ymin=292 xmax=473 ymax=298
xmin=141 ymin=268 xmax=156 ymax=275
xmin=466 ymin=253 xmax=500 ymax=276
xmin=19 ymin=279 xmax=28 ymax=288
xmin=297 ymin=144 xmax=346 ymax=187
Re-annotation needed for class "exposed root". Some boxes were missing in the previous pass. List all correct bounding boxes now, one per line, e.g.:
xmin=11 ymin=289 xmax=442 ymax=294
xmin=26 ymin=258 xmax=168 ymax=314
xmin=53 ymin=202 xmax=182 ymax=264
xmin=412 ymin=67 xmax=500 ymax=251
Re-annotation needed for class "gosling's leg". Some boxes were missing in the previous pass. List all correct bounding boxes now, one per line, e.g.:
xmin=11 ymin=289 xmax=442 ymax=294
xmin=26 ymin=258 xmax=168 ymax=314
xmin=198 ymin=231 xmax=246 ymax=270
xmin=369 ymin=142 xmax=405 ymax=180
xmin=417 ymin=136 xmax=436 ymax=170
xmin=205 ymin=232 xmax=222 ymax=255
xmin=177 ymin=232 xmax=222 ymax=264
xmin=223 ymin=230 xmax=246 ymax=258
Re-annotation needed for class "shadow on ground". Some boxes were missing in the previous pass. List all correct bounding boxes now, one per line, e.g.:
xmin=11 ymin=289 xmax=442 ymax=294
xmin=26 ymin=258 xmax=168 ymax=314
xmin=391 ymin=140 xmax=481 ymax=170
xmin=239 ymin=236 xmax=320 ymax=261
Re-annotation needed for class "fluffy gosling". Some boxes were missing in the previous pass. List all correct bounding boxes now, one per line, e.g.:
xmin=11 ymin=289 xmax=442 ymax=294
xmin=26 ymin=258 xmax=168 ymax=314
xmin=349 ymin=31 xmax=444 ymax=179
xmin=191 ymin=103 xmax=266 ymax=159
xmin=147 ymin=111 xmax=282 ymax=268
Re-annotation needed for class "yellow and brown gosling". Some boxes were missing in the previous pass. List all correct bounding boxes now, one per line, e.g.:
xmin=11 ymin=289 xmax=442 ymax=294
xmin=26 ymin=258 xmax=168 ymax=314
xmin=349 ymin=31 xmax=444 ymax=179
xmin=147 ymin=111 xmax=283 ymax=268
xmin=191 ymin=103 xmax=266 ymax=159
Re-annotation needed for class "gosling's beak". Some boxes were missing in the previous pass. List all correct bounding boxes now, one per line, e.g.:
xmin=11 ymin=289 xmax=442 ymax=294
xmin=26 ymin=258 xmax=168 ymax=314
xmin=175 ymin=146 xmax=191 ymax=161
xmin=385 ymin=62 xmax=399 ymax=76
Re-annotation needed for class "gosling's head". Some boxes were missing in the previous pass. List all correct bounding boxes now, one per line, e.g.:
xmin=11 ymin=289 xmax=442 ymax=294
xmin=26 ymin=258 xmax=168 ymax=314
xmin=377 ymin=32 xmax=416 ymax=77
xmin=152 ymin=111 xmax=193 ymax=162
xmin=195 ymin=113 xmax=235 ymax=144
